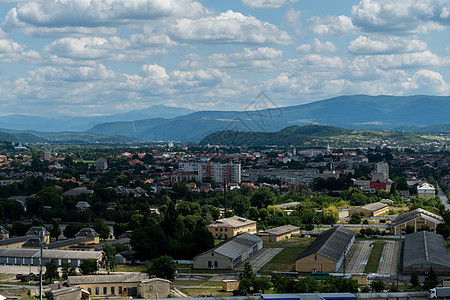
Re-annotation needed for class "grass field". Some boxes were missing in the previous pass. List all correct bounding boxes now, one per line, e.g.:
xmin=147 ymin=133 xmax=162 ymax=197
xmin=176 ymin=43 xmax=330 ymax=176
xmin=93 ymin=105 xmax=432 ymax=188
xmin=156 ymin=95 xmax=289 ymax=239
xmin=364 ymin=241 xmax=385 ymax=273
xmin=258 ymin=238 xmax=312 ymax=275
xmin=175 ymin=279 xmax=232 ymax=297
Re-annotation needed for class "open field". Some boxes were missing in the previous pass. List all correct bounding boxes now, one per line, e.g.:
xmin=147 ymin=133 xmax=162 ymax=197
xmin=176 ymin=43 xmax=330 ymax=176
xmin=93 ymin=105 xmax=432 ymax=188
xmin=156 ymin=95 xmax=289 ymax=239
xmin=258 ymin=238 xmax=312 ymax=275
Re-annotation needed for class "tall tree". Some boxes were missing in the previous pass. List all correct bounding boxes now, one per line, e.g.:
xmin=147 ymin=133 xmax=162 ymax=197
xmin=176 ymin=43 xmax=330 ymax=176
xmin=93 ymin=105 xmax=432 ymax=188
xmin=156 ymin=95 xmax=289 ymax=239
xmin=147 ymin=255 xmax=177 ymax=281
xmin=100 ymin=242 xmax=117 ymax=275
xmin=45 ymin=259 xmax=59 ymax=282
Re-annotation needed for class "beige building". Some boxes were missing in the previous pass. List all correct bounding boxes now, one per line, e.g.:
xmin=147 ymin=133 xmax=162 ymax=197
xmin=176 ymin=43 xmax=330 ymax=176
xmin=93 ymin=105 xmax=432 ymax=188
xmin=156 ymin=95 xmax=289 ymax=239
xmin=0 ymin=226 xmax=50 ymax=249
xmin=208 ymin=216 xmax=257 ymax=240
xmin=257 ymin=225 xmax=300 ymax=243
xmin=0 ymin=226 xmax=9 ymax=240
xmin=348 ymin=202 xmax=389 ymax=217
xmin=417 ymin=182 xmax=436 ymax=200
xmin=66 ymin=274 xmax=170 ymax=299
xmin=193 ymin=232 xmax=262 ymax=270
xmin=295 ymin=226 xmax=355 ymax=273
xmin=390 ymin=208 xmax=443 ymax=235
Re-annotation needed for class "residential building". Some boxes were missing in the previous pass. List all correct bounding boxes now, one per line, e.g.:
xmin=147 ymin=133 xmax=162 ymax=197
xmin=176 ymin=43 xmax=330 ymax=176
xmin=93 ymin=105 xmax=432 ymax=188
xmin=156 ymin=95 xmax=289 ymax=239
xmin=95 ymin=158 xmax=108 ymax=171
xmin=177 ymin=162 xmax=241 ymax=184
xmin=242 ymin=168 xmax=338 ymax=185
xmin=256 ymin=225 xmax=300 ymax=243
xmin=372 ymin=161 xmax=389 ymax=182
xmin=66 ymin=274 xmax=170 ymax=298
xmin=403 ymin=231 xmax=450 ymax=274
xmin=417 ymin=182 xmax=435 ymax=200
xmin=390 ymin=208 xmax=444 ymax=235
xmin=207 ymin=216 xmax=257 ymax=240
xmin=0 ymin=226 xmax=9 ymax=240
xmin=295 ymin=226 xmax=355 ymax=273
xmin=193 ymin=232 xmax=262 ymax=270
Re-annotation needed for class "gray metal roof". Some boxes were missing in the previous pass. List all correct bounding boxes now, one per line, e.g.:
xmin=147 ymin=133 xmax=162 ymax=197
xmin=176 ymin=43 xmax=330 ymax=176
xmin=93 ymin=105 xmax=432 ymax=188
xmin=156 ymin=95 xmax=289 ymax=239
xmin=0 ymin=247 xmax=102 ymax=260
xmin=75 ymin=228 xmax=99 ymax=238
xmin=47 ymin=237 xmax=92 ymax=249
xmin=0 ymin=236 xmax=30 ymax=246
xmin=394 ymin=208 xmax=443 ymax=226
xmin=196 ymin=232 xmax=261 ymax=260
xmin=297 ymin=226 xmax=355 ymax=262
xmin=67 ymin=275 xmax=170 ymax=285
xmin=403 ymin=231 xmax=450 ymax=270
xmin=257 ymin=225 xmax=300 ymax=236
xmin=0 ymin=226 xmax=9 ymax=234
xmin=26 ymin=226 xmax=50 ymax=236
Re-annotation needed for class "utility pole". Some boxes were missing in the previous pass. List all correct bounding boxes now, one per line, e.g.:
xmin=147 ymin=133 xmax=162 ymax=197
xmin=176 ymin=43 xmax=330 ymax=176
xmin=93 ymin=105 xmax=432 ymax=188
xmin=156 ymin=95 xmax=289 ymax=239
xmin=224 ymin=180 xmax=227 ymax=214
xmin=39 ymin=230 xmax=44 ymax=300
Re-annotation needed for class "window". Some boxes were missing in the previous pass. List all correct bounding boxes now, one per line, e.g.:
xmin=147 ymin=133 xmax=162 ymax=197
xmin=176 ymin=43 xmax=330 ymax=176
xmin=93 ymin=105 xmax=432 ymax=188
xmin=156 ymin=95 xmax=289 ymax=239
xmin=95 ymin=287 xmax=99 ymax=295
xmin=225 ymin=229 xmax=227 ymax=232
xmin=118 ymin=286 xmax=122 ymax=295
xmin=111 ymin=287 xmax=115 ymax=295
xmin=315 ymin=255 xmax=317 ymax=261
xmin=103 ymin=287 xmax=107 ymax=295
xmin=215 ymin=228 xmax=218 ymax=231
xmin=214 ymin=261 xmax=218 ymax=268
xmin=208 ymin=261 xmax=211 ymax=268
xmin=88 ymin=288 xmax=91 ymax=294
xmin=211 ymin=253 xmax=214 ymax=256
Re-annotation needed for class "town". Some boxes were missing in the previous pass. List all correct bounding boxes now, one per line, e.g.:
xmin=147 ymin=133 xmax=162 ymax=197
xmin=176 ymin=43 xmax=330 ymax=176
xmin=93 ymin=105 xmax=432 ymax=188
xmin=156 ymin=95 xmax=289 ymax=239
xmin=0 ymin=139 xmax=449 ymax=300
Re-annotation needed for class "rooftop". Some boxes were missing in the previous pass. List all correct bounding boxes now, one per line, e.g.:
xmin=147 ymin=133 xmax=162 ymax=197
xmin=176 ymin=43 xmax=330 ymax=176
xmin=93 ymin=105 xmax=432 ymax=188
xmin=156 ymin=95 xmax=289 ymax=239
xmin=296 ymin=226 xmax=355 ymax=263
xmin=208 ymin=216 xmax=256 ymax=228
xmin=257 ymin=225 xmax=300 ymax=237
xmin=0 ymin=248 xmax=102 ymax=260
xmin=67 ymin=274 xmax=170 ymax=285
xmin=393 ymin=208 xmax=443 ymax=226
xmin=403 ymin=231 xmax=450 ymax=270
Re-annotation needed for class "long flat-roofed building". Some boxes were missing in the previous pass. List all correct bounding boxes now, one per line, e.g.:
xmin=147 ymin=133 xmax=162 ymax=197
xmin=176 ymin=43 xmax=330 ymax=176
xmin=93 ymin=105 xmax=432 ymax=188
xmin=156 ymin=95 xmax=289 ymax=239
xmin=0 ymin=248 xmax=101 ymax=266
xmin=348 ymin=202 xmax=389 ymax=217
xmin=390 ymin=208 xmax=444 ymax=236
xmin=208 ymin=215 xmax=257 ymax=240
xmin=193 ymin=232 xmax=262 ymax=270
xmin=257 ymin=225 xmax=300 ymax=243
xmin=66 ymin=274 xmax=170 ymax=299
xmin=295 ymin=226 xmax=355 ymax=273
xmin=403 ymin=231 xmax=450 ymax=274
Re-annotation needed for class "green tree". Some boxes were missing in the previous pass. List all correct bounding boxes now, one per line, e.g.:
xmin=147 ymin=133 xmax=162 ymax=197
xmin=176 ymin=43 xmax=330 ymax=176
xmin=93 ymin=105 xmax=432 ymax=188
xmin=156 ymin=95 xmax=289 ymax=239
xmin=131 ymin=225 xmax=168 ymax=260
xmin=252 ymin=276 xmax=271 ymax=293
xmin=61 ymin=262 xmax=77 ymax=280
xmin=49 ymin=218 xmax=61 ymax=242
xmin=79 ymin=258 xmax=98 ymax=275
xmin=93 ymin=218 xmax=110 ymax=240
xmin=45 ymin=259 xmax=59 ymax=282
xmin=371 ymin=280 xmax=385 ymax=292
xmin=410 ymin=272 xmax=420 ymax=288
xmin=349 ymin=213 xmax=361 ymax=224
xmin=423 ymin=268 xmax=439 ymax=290
xmin=100 ymin=242 xmax=116 ymax=275
xmin=147 ymin=255 xmax=177 ymax=281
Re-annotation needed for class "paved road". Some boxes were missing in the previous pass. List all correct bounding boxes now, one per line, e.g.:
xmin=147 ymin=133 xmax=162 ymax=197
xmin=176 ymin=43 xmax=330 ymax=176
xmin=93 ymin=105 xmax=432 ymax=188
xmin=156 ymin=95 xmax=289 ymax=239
xmin=437 ymin=185 xmax=450 ymax=210
xmin=235 ymin=248 xmax=283 ymax=273
xmin=377 ymin=241 xmax=400 ymax=275
xmin=340 ymin=240 xmax=372 ymax=274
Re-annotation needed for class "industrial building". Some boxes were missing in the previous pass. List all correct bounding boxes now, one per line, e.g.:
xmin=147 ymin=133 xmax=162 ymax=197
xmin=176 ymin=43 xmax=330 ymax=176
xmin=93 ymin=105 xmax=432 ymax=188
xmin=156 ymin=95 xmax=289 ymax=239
xmin=193 ymin=232 xmax=262 ymax=270
xmin=208 ymin=215 xmax=257 ymax=240
xmin=256 ymin=225 xmax=300 ymax=243
xmin=348 ymin=202 xmax=389 ymax=217
xmin=295 ymin=226 xmax=355 ymax=273
xmin=0 ymin=248 xmax=102 ymax=266
xmin=390 ymin=208 xmax=444 ymax=236
xmin=403 ymin=231 xmax=450 ymax=275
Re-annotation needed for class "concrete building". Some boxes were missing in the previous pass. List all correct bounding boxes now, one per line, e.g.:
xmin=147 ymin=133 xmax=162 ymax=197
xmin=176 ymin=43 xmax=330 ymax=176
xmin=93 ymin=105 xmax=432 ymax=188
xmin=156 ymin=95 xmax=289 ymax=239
xmin=295 ymin=226 xmax=355 ymax=273
xmin=417 ymin=182 xmax=436 ymax=200
xmin=257 ymin=225 xmax=300 ymax=243
xmin=348 ymin=202 xmax=389 ymax=217
xmin=403 ymin=231 xmax=450 ymax=275
xmin=242 ymin=168 xmax=338 ymax=186
xmin=95 ymin=158 xmax=108 ymax=171
xmin=193 ymin=232 xmax=262 ymax=270
xmin=390 ymin=208 xmax=444 ymax=236
xmin=66 ymin=274 xmax=170 ymax=298
xmin=208 ymin=216 xmax=257 ymax=240
xmin=47 ymin=228 xmax=100 ymax=251
xmin=177 ymin=162 xmax=241 ymax=184
xmin=0 ymin=248 xmax=102 ymax=266
xmin=372 ymin=161 xmax=389 ymax=182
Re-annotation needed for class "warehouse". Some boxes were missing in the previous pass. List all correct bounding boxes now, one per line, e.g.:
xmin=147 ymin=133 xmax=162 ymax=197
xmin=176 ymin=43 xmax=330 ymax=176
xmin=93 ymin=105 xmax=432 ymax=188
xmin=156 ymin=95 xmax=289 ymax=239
xmin=0 ymin=248 xmax=102 ymax=266
xmin=348 ymin=202 xmax=389 ymax=217
xmin=295 ymin=226 xmax=355 ymax=273
xmin=403 ymin=231 xmax=450 ymax=275
xmin=257 ymin=225 xmax=300 ymax=242
xmin=390 ymin=208 xmax=444 ymax=236
xmin=193 ymin=232 xmax=262 ymax=270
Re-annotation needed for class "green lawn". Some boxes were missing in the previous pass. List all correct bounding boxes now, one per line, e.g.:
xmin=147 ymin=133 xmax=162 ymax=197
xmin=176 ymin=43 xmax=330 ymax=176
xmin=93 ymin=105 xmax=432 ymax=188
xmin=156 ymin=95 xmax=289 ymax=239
xmin=364 ymin=242 xmax=385 ymax=273
xmin=259 ymin=239 xmax=312 ymax=275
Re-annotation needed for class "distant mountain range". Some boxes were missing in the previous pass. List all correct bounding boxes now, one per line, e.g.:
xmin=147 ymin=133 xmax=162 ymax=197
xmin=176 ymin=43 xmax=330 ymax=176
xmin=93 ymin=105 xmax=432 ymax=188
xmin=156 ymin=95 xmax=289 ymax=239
xmin=0 ymin=95 xmax=450 ymax=143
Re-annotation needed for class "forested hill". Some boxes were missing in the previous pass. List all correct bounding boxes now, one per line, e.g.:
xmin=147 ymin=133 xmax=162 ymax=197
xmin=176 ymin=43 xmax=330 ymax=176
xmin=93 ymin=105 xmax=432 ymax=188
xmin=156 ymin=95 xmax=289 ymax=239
xmin=199 ymin=125 xmax=440 ymax=147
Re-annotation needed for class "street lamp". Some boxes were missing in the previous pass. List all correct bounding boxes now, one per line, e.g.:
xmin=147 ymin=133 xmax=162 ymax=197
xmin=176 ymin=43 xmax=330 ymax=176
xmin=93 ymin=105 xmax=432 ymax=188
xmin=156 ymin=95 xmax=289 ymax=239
xmin=39 ymin=230 xmax=44 ymax=300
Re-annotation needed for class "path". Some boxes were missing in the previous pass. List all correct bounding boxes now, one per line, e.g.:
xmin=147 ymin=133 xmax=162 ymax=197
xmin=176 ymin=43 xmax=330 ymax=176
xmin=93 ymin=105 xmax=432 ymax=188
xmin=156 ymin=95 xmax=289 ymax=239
xmin=235 ymin=248 xmax=283 ymax=273
xmin=377 ymin=240 xmax=400 ymax=275
xmin=339 ymin=240 xmax=372 ymax=274
xmin=437 ymin=185 xmax=450 ymax=210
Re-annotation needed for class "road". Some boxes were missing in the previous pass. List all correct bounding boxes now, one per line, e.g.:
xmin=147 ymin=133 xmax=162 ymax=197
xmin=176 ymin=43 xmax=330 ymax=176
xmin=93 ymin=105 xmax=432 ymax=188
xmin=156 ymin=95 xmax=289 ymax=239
xmin=377 ymin=240 xmax=400 ymax=275
xmin=235 ymin=248 xmax=283 ymax=273
xmin=437 ymin=185 xmax=450 ymax=210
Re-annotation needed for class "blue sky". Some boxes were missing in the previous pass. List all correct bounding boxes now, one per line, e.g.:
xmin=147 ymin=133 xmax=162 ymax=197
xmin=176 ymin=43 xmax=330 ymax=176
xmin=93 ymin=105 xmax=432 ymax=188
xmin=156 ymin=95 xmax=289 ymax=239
xmin=0 ymin=0 xmax=449 ymax=117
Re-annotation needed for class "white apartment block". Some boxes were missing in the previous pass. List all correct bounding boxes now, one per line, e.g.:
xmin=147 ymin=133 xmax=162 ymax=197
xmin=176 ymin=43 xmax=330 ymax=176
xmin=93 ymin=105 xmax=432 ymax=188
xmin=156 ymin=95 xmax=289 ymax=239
xmin=179 ymin=162 xmax=241 ymax=184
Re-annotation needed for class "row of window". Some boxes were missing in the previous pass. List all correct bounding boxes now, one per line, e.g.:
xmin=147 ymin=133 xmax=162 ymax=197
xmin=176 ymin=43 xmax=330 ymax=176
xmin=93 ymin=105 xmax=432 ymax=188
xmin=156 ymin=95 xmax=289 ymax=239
xmin=87 ymin=286 xmax=123 ymax=296
xmin=214 ymin=228 xmax=228 ymax=232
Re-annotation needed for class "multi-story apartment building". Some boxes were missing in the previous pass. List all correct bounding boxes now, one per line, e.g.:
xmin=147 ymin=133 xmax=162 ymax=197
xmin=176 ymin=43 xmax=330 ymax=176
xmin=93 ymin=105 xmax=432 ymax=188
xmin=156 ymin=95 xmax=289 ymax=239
xmin=177 ymin=162 xmax=241 ymax=184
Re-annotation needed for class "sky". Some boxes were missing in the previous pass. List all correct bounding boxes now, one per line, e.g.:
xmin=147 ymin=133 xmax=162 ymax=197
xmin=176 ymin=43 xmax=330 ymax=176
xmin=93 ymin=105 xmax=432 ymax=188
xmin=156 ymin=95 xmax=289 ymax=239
xmin=0 ymin=0 xmax=449 ymax=117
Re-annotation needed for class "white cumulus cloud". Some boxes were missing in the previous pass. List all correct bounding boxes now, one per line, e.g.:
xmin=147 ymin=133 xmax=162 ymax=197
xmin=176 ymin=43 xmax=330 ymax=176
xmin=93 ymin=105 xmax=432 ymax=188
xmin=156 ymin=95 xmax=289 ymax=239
xmin=308 ymin=15 xmax=355 ymax=35
xmin=297 ymin=38 xmax=337 ymax=53
xmin=242 ymin=0 xmax=298 ymax=9
xmin=348 ymin=35 xmax=428 ymax=55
